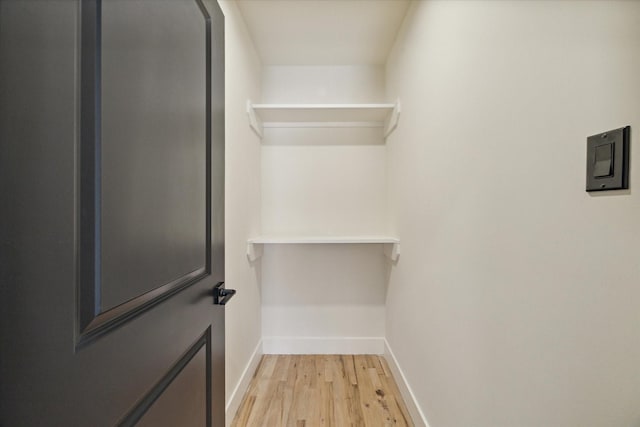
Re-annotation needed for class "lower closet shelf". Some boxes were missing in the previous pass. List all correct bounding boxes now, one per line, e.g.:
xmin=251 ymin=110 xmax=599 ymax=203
xmin=246 ymin=235 xmax=400 ymax=262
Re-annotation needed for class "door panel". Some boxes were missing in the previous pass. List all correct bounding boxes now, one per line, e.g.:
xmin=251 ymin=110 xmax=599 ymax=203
xmin=101 ymin=0 xmax=208 ymax=311
xmin=137 ymin=346 xmax=208 ymax=427
xmin=0 ymin=0 xmax=226 ymax=426
xmin=123 ymin=329 xmax=211 ymax=426
xmin=77 ymin=0 xmax=214 ymax=345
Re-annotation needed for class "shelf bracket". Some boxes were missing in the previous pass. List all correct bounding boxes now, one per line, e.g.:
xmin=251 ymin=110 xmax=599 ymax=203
xmin=384 ymin=242 xmax=400 ymax=262
xmin=246 ymin=241 xmax=263 ymax=262
xmin=246 ymin=100 xmax=263 ymax=138
xmin=384 ymin=99 xmax=401 ymax=139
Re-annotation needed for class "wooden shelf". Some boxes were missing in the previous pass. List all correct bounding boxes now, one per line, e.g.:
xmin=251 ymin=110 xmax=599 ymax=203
xmin=246 ymin=235 xmax=400 ymax=262
xmin=246 ymin=100 xmax=401 ymax=138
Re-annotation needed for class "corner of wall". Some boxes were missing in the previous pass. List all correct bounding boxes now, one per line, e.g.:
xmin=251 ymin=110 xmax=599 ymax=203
xmin=383 ymin=339 xmax=430 ymax=427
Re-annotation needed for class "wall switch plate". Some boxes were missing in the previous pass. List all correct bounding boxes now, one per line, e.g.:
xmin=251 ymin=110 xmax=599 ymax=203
xmin=586 ymin=126 xmax=630 ymax=192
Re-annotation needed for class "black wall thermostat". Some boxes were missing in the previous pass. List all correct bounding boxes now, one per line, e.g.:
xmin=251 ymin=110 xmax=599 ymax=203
xmin=586 ymin=126 xmax=630 ymax=192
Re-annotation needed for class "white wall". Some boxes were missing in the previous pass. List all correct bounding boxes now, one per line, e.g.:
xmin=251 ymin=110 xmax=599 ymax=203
xmin=217 ymin=0 xmax=262 ymax=420
xmin=386 ymin=1 xmax=640 ymax=426
xmin=262 ymin=66 xmax=386 ymax=103
xmin=261 ymin=66 xmax=387 ymax=236
xmin=260 ymin=66 xmax=389 ymax=353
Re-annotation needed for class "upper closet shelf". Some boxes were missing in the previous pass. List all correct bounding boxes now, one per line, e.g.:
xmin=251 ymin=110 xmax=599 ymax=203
xmin=246 ymin=235 xmax=400 ymax=262
xmin=246 ymin=100 xmax=401 ymax=139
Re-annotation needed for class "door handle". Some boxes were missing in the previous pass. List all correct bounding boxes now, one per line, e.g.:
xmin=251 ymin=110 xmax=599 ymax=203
xmin=213 ymin=282 xmax=236 ymax=305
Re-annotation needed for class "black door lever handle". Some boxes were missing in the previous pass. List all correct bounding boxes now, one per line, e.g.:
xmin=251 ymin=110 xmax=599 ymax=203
xmin=213 ymin=281 xmax=236 ymax=305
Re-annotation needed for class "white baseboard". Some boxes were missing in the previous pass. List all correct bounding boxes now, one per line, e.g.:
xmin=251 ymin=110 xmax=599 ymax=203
xmin=384 ymin=339 xmax=431 ymax=427
xmin=225 ymin=339 xmax=263 ymax=427
xmin=263 ymin=336 xmax=385 ymax=354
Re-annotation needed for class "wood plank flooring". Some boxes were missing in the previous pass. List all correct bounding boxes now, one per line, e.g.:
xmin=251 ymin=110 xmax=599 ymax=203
xmin=231 ymin=355 xmax=414 ymax=427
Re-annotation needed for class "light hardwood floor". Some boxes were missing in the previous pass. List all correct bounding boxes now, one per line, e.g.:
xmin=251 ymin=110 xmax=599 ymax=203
xmin=231 ymin=355 xmax=414 ymax=427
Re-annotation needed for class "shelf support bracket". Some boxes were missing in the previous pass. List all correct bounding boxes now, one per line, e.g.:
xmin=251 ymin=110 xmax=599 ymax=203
xmin=246 ymin=100 xmax=263 ymax=138
xmin=246 ymin=241 xmax=263 ymax=262
xmin=384 ymin=242 xmax=400 ymax=262
xmin=384 ymin=99 xmax=401 ymax=139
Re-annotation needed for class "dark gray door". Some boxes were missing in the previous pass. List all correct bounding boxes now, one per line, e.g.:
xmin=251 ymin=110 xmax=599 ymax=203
xmin=0 ymin=0 xmax=227 ymax=425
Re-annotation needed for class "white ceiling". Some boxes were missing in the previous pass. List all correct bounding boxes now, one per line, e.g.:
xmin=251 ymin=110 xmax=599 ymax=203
xmin=235 ymin=0 xmax=411 ymax=66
